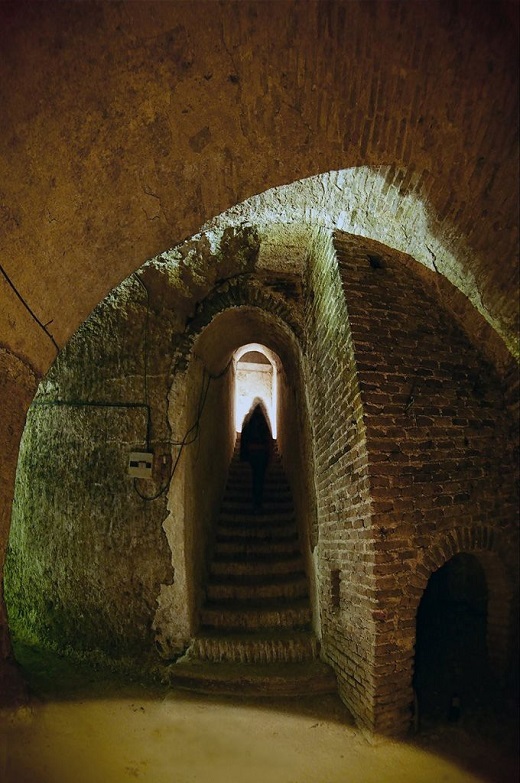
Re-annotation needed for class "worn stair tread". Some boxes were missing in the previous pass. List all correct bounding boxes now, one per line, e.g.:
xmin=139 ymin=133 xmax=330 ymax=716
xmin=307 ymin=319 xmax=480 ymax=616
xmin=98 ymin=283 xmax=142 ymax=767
xmin=167 ymin=659 xmax=337 ymax=697
xmin=222 ymin=500 xmax=292 ymax=509
xmin=215 ymin=538 xmax=301 ymax=559
xmin=194 ymin=628 xmax=318 ymax=642
xmin=216 ymin=523 xmax=298 ymax=535
xmin=216 ymin=527 xmax=298 ymax=539
xmin=207 ymin=581 xmax=309 ymax=603
xmin=200 ymin=601 xmax=313 ymax=629
xmin=210 ymin=559 xmax=305 ymax=578
xmin=188 ymin=631 xmax=319 ymax=663
xmin=224 ymin=487 xmax=292 ymax=498
xmin=208 ymin=571 xmax=307 ymax=586
xmin=218 ymin=511 xmax=297 ymax=524
xmin=203 ymin=595 xmax=311 ymax=609
xmin=201 ymin=616 xmax=311 ymax=630
xmin=212 ymin=550 xmax=303 ymax=563
xmin=216 ymin=532 xmax=298 ymax=545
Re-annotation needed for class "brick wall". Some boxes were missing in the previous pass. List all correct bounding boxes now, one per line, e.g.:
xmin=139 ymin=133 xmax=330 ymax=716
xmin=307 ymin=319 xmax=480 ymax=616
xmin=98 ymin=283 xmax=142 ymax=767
xmin=303 ymin=227 xmax=378 ymax=729
xmin=333 ymin=230 xmax=519 ymax=735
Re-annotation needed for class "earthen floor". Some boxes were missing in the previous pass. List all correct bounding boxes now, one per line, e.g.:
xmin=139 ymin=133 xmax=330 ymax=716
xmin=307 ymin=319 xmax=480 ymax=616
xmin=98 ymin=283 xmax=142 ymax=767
xmin=1 ymin=647 xmax=518 ymax=783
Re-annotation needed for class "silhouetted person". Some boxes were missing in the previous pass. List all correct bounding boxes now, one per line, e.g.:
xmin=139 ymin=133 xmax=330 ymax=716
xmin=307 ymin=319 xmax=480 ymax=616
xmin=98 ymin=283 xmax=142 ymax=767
xmin=240 ymin=403 xmax=273 ymax=512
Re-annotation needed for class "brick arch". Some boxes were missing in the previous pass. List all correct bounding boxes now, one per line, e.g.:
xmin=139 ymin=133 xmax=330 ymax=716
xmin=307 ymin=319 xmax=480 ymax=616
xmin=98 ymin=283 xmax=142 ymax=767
xmin=375 ymin=525 xmax=517 ymax=734
xmin=171 ymin=276 xmax=305 ymax=374
xmin=409 ymin=526 xmax=514 ymax=677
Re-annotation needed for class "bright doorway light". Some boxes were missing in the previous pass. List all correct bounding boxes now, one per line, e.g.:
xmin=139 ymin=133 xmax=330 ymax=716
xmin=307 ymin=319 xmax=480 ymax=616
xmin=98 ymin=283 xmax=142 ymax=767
xmin=234 ymin=344 xmax=278 ymax=438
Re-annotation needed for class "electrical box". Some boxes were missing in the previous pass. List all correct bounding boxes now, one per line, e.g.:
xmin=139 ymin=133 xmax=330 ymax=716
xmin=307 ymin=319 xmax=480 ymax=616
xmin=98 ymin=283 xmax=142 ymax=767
xmin=128 ymin=451 xmax=154 ymax=479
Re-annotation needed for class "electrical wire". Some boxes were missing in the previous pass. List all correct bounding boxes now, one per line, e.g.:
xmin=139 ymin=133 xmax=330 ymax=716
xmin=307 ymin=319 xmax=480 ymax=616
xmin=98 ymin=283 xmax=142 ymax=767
xmin=133 ymin=272 xmax=151 ymax=446
xmin=33 ymin=348 xmax=234 ymax=502
xmin=0 ymin=262 xmax=59 ymax=354
xmin=133 ymin=357 xmax=233 ymax=501
xmin=133 ymin=366 xmax=212 ymax=501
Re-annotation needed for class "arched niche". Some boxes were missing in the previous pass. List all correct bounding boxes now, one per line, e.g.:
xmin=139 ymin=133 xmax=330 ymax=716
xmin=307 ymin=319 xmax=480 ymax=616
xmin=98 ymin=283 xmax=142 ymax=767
xmin=414 ymin=553 xmax=489 ymax=723
xmin=411 ymin=539 xmax=515 ymax=730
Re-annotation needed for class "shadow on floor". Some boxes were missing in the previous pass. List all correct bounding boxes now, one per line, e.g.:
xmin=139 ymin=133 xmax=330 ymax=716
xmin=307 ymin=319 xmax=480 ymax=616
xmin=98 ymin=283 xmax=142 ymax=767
xmin=5 ymin=641 xmax=519 ymax=783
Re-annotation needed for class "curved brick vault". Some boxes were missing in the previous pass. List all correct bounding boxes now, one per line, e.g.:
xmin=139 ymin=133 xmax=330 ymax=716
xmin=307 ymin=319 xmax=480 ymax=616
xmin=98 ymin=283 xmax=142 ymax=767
xmin=0 ymin=1 xmax=518 ymax=372
xmin=0 ymin=0 xmax=518 ymax=730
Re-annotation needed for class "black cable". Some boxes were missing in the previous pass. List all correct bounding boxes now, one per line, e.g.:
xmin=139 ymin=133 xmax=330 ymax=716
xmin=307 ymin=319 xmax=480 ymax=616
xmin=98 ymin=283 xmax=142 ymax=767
xmin=133 ymin=273 xmax=151 ymax=446
xmin=133 ymin=367 xmax=213 ymax=501
xmin=133 ymin=358 xmax=232 ymax=501
xmin=0 ymin=263 xmax=60 ymax=354
xmin=33 ymin=359 xmax=233 ymax=503
xmin=33 ymin=397 xmax=161 ymax=502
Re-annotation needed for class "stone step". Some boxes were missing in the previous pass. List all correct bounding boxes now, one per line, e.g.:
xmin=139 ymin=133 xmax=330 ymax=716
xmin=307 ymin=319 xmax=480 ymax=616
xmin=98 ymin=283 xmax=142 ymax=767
xmin=214 ymin=537 xmax=300 ymax=555
xmin=219 ymin=509 xmax=296 ymax=525
xmin=226 ymin=474 xmax=291 ymax=492
xmin=187 ymin=630 xmax=319 ymax=664
xmin=200 ymin=601 xmax=312 ymax=630
xmin=221 ymin=499 xmax=294 ymax=514
xmin=216 ymin=524 xmax=298 ymax=541
xmin=222 ymin=491 xmax=293 ymax=505
xmin=167 ymin=659 xmax=338 ymax=697
xmin=225 ymin=483 xmax=290 ymax=497
xmin=227 ymin=464 xmax=287 ymax=479
xmin=226 ymin=472 xmax=289 ymax=482
xmin=206 ymin=574 xmax=308 ymax=602
xmin=210 ymin=555 xmax=305 ymax=577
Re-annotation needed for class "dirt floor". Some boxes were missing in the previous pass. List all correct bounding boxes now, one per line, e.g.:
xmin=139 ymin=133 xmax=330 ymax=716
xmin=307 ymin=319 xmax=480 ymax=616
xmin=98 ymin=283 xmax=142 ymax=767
xmin=0 ymin=648 xmax=518 ymax=783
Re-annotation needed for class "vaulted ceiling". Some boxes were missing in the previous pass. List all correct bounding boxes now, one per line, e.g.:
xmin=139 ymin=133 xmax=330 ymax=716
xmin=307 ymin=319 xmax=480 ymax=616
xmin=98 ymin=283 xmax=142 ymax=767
xmin=1 ymin=0 xmax=518 ymax=378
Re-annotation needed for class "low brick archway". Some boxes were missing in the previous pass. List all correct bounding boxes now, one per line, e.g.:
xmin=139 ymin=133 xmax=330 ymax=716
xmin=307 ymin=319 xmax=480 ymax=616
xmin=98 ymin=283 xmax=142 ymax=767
xmin=390 ymin=526 xmax=515 ymax=732
xmin=412 ymin=527 xmax=514 ymax=676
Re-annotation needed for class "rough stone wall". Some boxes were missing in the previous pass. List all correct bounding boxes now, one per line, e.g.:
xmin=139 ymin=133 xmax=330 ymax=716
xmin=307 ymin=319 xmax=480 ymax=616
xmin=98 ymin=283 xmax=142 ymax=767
xmin=303 ymin=228 xmax=377 ymax=729
xmin=333 ymin=230 xmax=519 ymax=735
xmin=4 ymin=224 xmax=315 ymax=665
xmin=0 ymin=350 xmax=37 ymax=700
xmin=4 ymin=225 xmax=262 ymax=661
xmin=183 ymin=359 xmax=235 ymax=626
xmin=4 ymin=278 xmax=175 ymax=660
xmin=158 ymin=348 xmax=235 ymax=653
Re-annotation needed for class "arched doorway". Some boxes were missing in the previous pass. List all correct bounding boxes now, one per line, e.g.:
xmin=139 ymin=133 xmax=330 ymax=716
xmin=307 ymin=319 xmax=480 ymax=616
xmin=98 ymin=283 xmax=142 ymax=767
xmin=234 ymin=343 xmax=279 ymax=438
xmin=156 ymin=302 xmax=321 ymax=656
xmin=414 ymin=553 xmax=497 ymax=726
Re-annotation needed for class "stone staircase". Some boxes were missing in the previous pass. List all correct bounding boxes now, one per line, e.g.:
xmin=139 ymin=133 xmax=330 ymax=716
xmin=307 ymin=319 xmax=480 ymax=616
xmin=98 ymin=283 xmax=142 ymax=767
xmin=169 ymin=441 xmax=336 ymax=696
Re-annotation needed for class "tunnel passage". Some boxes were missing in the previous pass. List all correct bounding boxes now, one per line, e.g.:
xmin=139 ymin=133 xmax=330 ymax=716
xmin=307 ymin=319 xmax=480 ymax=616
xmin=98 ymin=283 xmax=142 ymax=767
xmin=155 ymin=301 xmax=321 ymax=659
xmin=414 ymin=553 xmax=498 ymax=725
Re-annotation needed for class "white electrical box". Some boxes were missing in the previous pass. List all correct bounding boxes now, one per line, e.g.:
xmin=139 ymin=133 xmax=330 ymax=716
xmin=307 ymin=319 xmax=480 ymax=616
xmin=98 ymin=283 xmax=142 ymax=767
xmin=128 ymin=451 xmax=154 ymax=479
